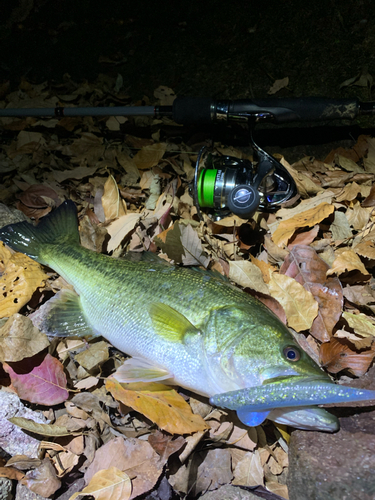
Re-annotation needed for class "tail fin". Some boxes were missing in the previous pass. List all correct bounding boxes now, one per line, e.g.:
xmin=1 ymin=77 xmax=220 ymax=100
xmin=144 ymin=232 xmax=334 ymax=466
xmin=0 ymin=200 xmax=79 ymax=264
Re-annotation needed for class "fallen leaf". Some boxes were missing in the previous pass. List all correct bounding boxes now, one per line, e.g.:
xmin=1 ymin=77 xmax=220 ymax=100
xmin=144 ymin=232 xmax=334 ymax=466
xmin=3 ymin=353 xmax=69 ymax=405
xmin=280 ymin=245 xmax=343 ymax=341
xmin=180 ymin=223 xmax=210 ymax=267
xmin=133 ymin=143 xmax=166 ymax=170
xmin=193 ymin=448 xmax=233 ymax=496
xmin=268 ymin=272 xmax=318 ymax=332
xmin=0 ymin=314 xmax=49 ymax=362
xmin=0 ymin=242 xmax=49 ymax=318
xmin=70 ymin=467 xmax=131 ymax=500
xmin=148 ymin=430 xmax=186 ymax=461
xmin=343 ymin=311 xmax=375 ymax=338
xmin=84 ymin=436 xmax=162 ymax=499
xmin=106 ymin=212 xmax=146 ymax=252
xmin=232 ymin=450 xmax=264 ymax=486
xmin=229 ymin=260 xmax=269 ymax=294
xmin=74 ymin=340 xmax=109 ymax=371
xmin=327 ymin=249 xmax=370 ymax=277
xmin=353 ymin=239 xmax=375 ymax=260
xmin=329 ymin=211 xmax=352 ymax=241
xmin=21 ymin=458 xmax=61 ymax=498
xmin=288 ymin=225 xmax=320 ymax=248
xmin=272 ymin=202 xmax=334 ymax=247
xmin=8 ymin=417 xmax=71 ymax=436
xmin=102 ymin=175 xmax=127 ymax=221
xmin=0 ymin=467 xmax=25 ymax=481
xmin=268 ymin=77 xmax=289 ymax=95
xmin=106 ymin=378 xmax=208 ymax=434
xmin=320 ymin=337 xmax=375 ymax=376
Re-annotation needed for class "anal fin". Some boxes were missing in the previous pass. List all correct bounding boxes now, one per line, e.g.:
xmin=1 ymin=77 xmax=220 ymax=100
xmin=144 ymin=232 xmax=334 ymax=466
xmin=30 ymin=288 xmax=96 ymax=338
xmin=237 ymin=407 xmax=271 ymax=427
xmin=113 ymin=357 xmax=173 ymax=383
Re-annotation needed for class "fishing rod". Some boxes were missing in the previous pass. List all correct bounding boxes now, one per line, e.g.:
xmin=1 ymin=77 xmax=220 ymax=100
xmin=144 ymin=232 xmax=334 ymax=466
xmin=1 ymin=96 xmax=375 ymax=220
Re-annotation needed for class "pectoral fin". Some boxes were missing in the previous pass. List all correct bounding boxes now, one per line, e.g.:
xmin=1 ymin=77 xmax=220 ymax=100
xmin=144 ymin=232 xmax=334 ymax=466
xmin=112 ymin=357 xmax=173 ymax=383
xmin=30 ymin=288 xmax=96 ymax=338
xmin=237 ymin=407 xmax=271 ymax=427
xmin=149 ymin=303 xmax=199 ymax=343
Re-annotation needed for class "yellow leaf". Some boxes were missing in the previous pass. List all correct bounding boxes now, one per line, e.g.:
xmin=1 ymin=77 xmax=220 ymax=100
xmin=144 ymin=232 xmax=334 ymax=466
xmin=0 ymin=242 xmax=48 ymax=318
xmin=268 ymin=273 xmax=318 ymax=332
xmin=106 ymin=378 xmax=209 ymax=435
xmin=353 ymin=239 xmax=375 ymax=260
xmin=132 ymin=143 xmax=166 ymax=170
xmin=228 ymin=260 xmax=269 ymax=294
xmin=326 ymin=249 xmax=369 ymax=277
xmin=102 ymin=175 xmax=127 ymax=221
xmin=69 ymin=467 xmax=131 ymax=500
xmin=9 ymin=417 xmax=72 ymax=437
xmin=272 ymin=203 xmax=334 ymax=247
xmin=343 ymin=312 xmax=375 ymax=338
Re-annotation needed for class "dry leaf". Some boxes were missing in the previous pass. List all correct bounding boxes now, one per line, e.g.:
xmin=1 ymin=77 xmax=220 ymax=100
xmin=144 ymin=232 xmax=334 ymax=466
xmin=133 ymin=143 xmax=166 ymax=170
xmin=4 ymin=353 xmax=69 ymax=405
xmin=9 ymin=417 xmax=72 ymax=436
xmin=280 ymin=245 xmax=343 ymax=341
xmin=320 ymin=337 xmax=375 ymax=376
xmin=0 ymin=314 xmax=49 ymax=362
xmin=70 ymin=467 xmax=131 ymax=500
xmin=84 ymin=436 xmax=162 ymax=499
xmin=0 ymin=242 xmax=48 ymax=318
xmin=21 ymin=458 xmax=61 ymax=498
xmin=268 ymin=272 xmax=318 ymax=332
xmin=106 ymin=378 xmax=209 ymax=434
xmin=102 ymin=175 xmax=127 ymax=221
xmin=272 ymin=202 xmax=334 ymax=247
xmin=232 ymin=450 xmax=264 ymax=486
xmin=229 ymin=260 xmax=269 ymax=294
xmin=327 ymin=249 xmax=370 ymax=277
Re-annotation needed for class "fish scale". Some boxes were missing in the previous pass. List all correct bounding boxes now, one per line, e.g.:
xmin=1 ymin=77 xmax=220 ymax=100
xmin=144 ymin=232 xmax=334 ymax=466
xmin=1 ymin=200 xmax=375 ymax=431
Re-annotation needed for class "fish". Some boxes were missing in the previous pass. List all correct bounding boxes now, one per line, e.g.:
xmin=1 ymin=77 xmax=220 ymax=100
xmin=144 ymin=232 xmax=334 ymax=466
xmin=1 ymin=200 xmax=375 ymax=431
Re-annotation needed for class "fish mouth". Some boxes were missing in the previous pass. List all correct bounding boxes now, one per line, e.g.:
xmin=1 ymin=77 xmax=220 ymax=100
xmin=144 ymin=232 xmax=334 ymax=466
xmin=210 ymin=376 xmax=375 ymax=412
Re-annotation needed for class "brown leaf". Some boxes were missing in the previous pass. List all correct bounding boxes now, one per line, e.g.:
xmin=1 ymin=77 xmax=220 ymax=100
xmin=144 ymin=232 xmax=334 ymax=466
xmin=21 ymin=458 xmax=61 ymax=498
xmin=272 ymin=202 xmax=334 ymax=247
xmin=327 ymin=249 xmax=370 ymax=278
xmin=84 ymin=436 xmax=162 ymax=500
xmin=71 ymin=467 xmax=131 ymax=500
xmin=268 ymin=272 xmax=318 ymax=332
xmin=280 ymin=245 xmax=343 ymax=341
xmin=319 ymin=338 xmax=375 ymax=376
xmin=288 ymin=225 xmax=319 ymax=248
xmin=102 ymin=175 xmax=127 ymax=221
xmin=148 ymin=430 xmax=185 ymax=461
xmin=0 ymin=314 xmax=49 ymax=362
xmin=0 ymin=242 xmax=49 ymax=318
xmin=0 ymin=466 xmax=25 ymax=481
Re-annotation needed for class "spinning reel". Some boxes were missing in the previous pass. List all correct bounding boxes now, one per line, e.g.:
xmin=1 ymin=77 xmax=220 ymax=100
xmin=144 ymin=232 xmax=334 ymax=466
xmin=193 ymin=132 xmax=297 ymax=221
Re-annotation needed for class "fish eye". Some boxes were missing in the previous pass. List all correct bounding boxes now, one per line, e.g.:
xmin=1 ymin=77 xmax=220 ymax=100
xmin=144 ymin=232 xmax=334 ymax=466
xmin=283 ymin=346 xmax=300 ymax=362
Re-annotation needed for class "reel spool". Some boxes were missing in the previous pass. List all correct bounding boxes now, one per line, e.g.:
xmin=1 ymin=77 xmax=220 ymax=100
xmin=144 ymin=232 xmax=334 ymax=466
xmin=193 ymin=144 xmax=297 ymax=221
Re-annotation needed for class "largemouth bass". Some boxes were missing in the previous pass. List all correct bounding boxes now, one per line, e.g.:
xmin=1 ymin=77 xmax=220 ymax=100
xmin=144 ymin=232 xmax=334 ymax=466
xmin=1 ymin=201 xmax=375 ymax=431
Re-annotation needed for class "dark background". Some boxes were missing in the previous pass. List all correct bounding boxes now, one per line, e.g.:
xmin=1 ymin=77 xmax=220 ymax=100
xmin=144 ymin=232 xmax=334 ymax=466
xmin=1 ymin=0 xmax=375 ymax=156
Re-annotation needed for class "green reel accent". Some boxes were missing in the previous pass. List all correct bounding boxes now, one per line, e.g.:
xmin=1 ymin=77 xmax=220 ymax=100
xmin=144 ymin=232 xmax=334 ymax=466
xmin=197 ymin=169 xmax=217 ymax=207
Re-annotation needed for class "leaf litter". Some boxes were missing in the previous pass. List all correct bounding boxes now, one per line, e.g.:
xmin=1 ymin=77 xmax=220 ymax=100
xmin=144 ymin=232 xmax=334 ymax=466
xmin=0 ymin=78 xmax=375 ymax=499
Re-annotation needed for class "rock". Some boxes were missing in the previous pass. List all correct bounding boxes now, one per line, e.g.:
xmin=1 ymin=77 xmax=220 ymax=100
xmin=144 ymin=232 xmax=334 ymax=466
xmin=288 ymin=408 xmax=375 ymax=499
xmin=15 ymin=483 xmax=47 ymax=500
xmin=0 ymin=390 xmax=48 ymax=458
xmin=288 ymin=367 xmax=375 ymax=499
xmin=0 ymin=477 xmax=13 ymax=500
xmin=199 ymin=484 xmax=261 ymax=500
